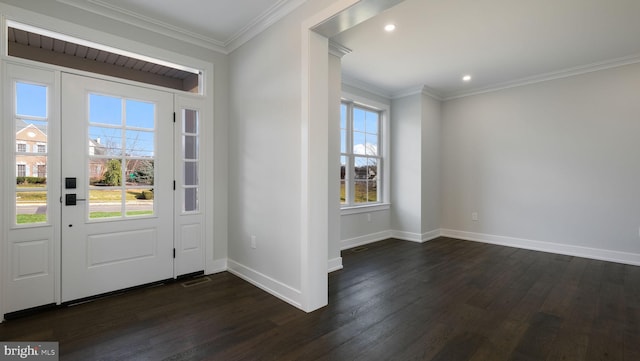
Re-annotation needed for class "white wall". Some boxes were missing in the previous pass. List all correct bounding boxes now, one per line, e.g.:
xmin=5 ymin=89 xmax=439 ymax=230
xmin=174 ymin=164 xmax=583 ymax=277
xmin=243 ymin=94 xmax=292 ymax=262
xmin=441 ymin=63 xmax=640 ymax=260
xmin=420 ymin=94 xmax=441 ymax=234
xmin=391 ymin=94 xmax=422 ymax=235
xmin=388 ymin=92 xmax=442 ymax=242
xmin=228 ymin=0 xmax=341 ymax=309
xmin=328 ymin=53 xmax=342 ymax=270
xmin=340 ymin=209 xmax=391 ymax=248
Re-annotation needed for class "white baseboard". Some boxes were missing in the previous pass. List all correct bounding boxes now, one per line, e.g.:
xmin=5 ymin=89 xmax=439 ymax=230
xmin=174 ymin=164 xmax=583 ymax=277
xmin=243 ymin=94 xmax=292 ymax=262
xmin=328 ymin=257 xmax=343 ymax=272
xmin=341 ymin=230 xmax=392 ymax=250
xmin=227 ymin=259 xmax=302 ymax=308
xmin=206 ymin=258 xmax=228 ymax=274
xmin=440 ymin=229 xmax=640 ymax=267
xmin=391 ymin=229 xmax=441 ymax=243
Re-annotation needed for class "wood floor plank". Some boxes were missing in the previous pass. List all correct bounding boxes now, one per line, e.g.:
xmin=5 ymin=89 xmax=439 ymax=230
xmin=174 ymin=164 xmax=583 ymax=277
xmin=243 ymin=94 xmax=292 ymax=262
xmin=1 ymin=237 xmax=639 ymax=361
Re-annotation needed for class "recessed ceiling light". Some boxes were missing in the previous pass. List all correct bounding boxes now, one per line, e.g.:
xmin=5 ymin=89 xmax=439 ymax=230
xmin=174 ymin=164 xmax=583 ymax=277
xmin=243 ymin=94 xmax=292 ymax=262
xmin=384 ymin=24 xmax=396 ymax=32
xmin=462 ymin=75 xmax=472 ymax=82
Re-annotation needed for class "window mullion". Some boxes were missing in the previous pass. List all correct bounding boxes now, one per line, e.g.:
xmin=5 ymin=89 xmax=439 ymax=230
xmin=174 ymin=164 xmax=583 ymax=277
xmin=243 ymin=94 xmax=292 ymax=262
xmin=347 ymin=102 xmax=355 ymax=205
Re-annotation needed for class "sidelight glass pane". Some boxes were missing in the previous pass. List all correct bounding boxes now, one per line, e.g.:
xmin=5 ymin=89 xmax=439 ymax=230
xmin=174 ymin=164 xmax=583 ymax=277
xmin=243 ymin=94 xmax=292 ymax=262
xmin=89 ymin=94 xmax=122 ymax=125
xmin=15 ymin=82 xmax=48 ymax=225
xmin=125 ymin=99 xmax=154 ymax=129
xmin=16 ymin=192 xmax=47 ymax=224
xmin=184 ymin=109 xmax=198 ymax=134
xmin=184 ymin=162 xmax=198 ymax=186
xmin=182 ymin=108 xmax=199 ymax=213
xmin=16 ymin=83 xmax=47 ymax=118
xmin=185 ymin=188 xmax=198 ymax=212
xmin=184 ymin=135 xmax=197 ymax=160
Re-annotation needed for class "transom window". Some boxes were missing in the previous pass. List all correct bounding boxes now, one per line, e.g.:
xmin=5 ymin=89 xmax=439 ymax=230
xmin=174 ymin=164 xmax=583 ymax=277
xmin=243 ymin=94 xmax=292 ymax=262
xmin=340 ymin=101 xmax=384 ymax=206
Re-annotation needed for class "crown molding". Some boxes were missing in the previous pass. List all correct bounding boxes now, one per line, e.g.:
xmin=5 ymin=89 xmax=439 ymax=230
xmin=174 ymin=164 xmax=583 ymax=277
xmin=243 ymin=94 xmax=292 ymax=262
xmin=341 ymin=75 xmax=392 ymax=99
xmin=57 ymin=0 xmax=227 ymax=53
xmin=344 ymin=54 xmax=640 ymax=104
xmin=389 ymin=85 xmax=443 ymax=101
xmin=443 ymin=53 xmax=640 ymax=100
xmin=328 ymin=41 xmax=352 ymax=58
xmin=225 ymin=0 xmax=308 ymax=53
xmin=57 ymin=0 xmax=309 ymax=55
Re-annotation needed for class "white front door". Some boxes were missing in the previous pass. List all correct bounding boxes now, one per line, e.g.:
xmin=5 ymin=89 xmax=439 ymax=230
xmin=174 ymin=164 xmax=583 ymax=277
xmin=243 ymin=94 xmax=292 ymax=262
xmin=60 ymin=73 xmax=174 ymax=302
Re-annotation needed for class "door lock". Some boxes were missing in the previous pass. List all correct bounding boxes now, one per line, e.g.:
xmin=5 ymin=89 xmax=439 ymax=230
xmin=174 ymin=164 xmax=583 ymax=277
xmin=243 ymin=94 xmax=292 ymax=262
xmin=65 ymin=194 xmax=86 ymax=206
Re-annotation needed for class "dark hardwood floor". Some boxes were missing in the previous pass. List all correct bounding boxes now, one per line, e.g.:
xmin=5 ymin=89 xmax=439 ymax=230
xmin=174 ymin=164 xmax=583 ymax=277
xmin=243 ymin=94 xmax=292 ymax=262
xmin=1 ymin=237 xmax=639 ymax=360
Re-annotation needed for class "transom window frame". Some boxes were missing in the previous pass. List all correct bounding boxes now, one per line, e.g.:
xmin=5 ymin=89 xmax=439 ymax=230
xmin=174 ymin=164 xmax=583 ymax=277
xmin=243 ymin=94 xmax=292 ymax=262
xmin=340 ymin=92 xmax=390 ymax=214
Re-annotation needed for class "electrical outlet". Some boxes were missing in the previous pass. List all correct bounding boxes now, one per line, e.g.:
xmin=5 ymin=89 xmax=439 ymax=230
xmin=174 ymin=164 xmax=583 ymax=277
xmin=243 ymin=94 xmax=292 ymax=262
xmin=472 ymin=212 xmax=479 ymax=221
xmin=250 ymin=235 xmax=257 ymax=249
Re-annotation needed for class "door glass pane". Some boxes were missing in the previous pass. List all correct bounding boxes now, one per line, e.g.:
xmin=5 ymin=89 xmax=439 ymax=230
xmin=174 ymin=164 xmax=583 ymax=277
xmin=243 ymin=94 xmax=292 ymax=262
xmin=89 ymin=94 xmax=122 ymax=125
xmin=125 ymin=99 xmax=154 ymax=129
xmin=89 ymin=188 xmax=122 ymax=219
xmin=126 ymin=187 xmax=153 ymax=217
xmin=88 ymin=158 xmax=122 ymax=219
xmin=125 ymin=130 xmax=154 ymax=157
xmin=88 ymin=94 xmax=156 ymax=220
xmin=126 ymin=159 xmax=154 ymax=186
xmin=89 ymin=126 xmax=122 ymax=156
xmin=15 ymin=82 xmax=48 ymax=224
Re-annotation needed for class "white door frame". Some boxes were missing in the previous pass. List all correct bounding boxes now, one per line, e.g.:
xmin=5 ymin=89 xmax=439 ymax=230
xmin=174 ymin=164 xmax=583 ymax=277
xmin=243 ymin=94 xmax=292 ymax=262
xmin=0 ymin=4 xmax=215 ymax=320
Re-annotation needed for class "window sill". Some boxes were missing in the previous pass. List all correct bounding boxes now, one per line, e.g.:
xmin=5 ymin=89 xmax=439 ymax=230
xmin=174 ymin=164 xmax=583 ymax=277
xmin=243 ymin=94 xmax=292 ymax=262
xmin=341 ymin=203 xmax=390 ymax=215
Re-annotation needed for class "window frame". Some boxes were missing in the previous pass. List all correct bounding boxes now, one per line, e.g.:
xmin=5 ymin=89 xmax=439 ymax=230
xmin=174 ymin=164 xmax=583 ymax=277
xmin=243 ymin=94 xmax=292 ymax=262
xmin=340 ymin=92 xmax=390 ymax=213
xmin=16 ymin=163 xmax=26 ymax=177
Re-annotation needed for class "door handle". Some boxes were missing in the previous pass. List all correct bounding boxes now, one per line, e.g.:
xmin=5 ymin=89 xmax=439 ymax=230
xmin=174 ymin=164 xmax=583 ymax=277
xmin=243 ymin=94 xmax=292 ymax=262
xmin=65 ymin=194 xmax=86 ymax=206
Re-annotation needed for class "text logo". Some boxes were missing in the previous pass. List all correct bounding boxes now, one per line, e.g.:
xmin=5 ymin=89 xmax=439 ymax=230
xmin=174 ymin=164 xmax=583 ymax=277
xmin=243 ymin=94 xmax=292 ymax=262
xmin=0 ymin=342 xmax=58 ymax=360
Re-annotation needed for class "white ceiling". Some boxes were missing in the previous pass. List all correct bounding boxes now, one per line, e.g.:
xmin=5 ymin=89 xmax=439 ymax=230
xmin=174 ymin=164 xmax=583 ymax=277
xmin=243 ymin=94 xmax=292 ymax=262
xmin=97 ymin=0 xmax=282 ymax=42
xmin=332 ymin=0 xmax=640 ymax=99
xmin=59 ymin=0 xmax=640 ymax=99
xmin=58 ymin=0 xmax=306 ymax=52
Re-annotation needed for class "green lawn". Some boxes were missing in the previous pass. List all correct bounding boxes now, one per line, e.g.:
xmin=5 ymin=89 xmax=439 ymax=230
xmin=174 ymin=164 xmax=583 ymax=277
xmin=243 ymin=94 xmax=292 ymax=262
xmin=17 ymin=210 xmax=153 ymax=224
xmin=17 ymin=214 xmax=47 ymax=224
xmin=90 ymin=210 xmax=154 ymax=218
xmin=341 ymin=182 xmax=377 ymax=203
xmin=16 ymin=189 xmax=152 ymax=202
